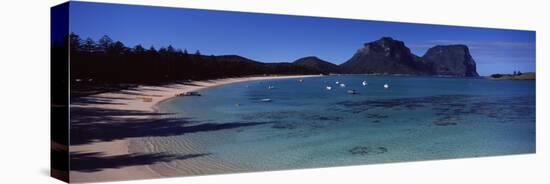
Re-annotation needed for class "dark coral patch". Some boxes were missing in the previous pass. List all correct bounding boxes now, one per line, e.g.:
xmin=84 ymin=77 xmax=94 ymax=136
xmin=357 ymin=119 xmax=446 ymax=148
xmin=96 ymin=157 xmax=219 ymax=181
xmin=349 ymin=146 xmax=388 ymax=156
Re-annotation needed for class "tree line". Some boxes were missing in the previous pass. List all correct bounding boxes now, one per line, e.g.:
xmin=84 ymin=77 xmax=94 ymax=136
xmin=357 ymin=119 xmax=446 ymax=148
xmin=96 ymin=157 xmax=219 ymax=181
xmin=54 ymin=33 xmax=318 ymax=92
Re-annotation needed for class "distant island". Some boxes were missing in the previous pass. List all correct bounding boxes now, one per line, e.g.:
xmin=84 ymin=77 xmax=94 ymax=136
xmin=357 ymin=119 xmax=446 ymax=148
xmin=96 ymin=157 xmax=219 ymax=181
xmin=487 ymin=72 xmax=535 ymax=80
xmin=60 ymin=34 xmax=490 ymax=96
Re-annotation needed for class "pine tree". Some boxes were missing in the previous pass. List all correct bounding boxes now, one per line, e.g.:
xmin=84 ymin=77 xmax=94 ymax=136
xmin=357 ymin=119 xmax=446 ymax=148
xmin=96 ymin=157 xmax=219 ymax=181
xmin=82 ymin=38 xmax=97 ymax=52
xmin=98 ymin=35 xmax=113 ymax=52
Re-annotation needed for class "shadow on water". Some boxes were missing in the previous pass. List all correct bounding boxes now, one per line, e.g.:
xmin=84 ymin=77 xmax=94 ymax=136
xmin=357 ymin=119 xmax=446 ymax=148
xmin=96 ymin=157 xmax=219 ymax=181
xmin=70 ymin=152 xmax=210 ymax=172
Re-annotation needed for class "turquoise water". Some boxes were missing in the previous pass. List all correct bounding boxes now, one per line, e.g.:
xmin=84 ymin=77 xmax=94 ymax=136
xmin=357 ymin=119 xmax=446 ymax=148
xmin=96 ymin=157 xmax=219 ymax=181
xmin=157 ymin=75 xmax=535 ymax=171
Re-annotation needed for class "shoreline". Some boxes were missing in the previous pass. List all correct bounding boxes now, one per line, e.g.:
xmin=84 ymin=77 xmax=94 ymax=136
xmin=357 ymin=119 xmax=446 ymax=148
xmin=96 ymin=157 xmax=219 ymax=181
xmin=69 ymin=75 xmax=319 ymax=183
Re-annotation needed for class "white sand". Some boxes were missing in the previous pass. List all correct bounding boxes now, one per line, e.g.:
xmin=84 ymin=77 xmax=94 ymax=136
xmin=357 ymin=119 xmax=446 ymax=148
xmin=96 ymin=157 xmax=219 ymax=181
xmin=69 ymin=75 xmax=319 ymax=183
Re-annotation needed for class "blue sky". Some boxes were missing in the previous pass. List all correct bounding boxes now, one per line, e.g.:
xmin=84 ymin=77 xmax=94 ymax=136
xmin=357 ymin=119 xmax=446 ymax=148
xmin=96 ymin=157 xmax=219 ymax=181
xmin=68 ymin=1 xmax=535 ymax=75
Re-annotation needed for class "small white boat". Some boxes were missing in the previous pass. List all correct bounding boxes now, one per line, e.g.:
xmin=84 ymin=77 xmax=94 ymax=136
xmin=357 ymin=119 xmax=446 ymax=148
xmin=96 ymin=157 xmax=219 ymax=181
xmin=362 ymin=81 xmax=368 ymax=86
xmin=260 ymin=98 xmax=272 ymax=102
xmin=384 ymin=83 xmax=389 ymax=89
xmin=326 ymin=86 xmax=332 ymax=90
xmin=298 ymin=79 xmax=304 ymax=83
xmin=347 ymin=89 xmax=357 ymax=94
xmin=335 ymin=81 xmax=340 ymax=84
xmin=340 ymin=83 xmax=346 ymax=87
xmin=267 ymin=85 xmax=275 ymax=89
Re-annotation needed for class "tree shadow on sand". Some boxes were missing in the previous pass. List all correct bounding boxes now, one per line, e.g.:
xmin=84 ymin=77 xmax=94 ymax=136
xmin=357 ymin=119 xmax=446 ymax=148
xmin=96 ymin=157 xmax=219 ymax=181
xmin=67 ymin=105 xmax=272 ymax=173
xmin=70 ymin=152 xmax=210 ymax=172
xmin=70 ymin=96 xmax=130 ymax=106
xmin=70 ymin=99 xmax=276 ymax=172
xmin=70 ymin=106 xmax=272 ymax=145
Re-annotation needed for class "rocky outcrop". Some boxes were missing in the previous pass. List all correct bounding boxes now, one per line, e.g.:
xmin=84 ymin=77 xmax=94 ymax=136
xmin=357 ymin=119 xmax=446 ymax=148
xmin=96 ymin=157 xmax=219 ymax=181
xmin=339 ymin=37 xmax=426 ymax=74
xmin=422 ymin=45 xmax=479 ymax=77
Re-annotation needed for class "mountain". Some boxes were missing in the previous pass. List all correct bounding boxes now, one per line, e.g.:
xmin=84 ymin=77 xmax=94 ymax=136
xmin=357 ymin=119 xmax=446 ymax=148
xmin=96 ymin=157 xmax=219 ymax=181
xmin=339 ymin=37 xmax=479 ymax=77
xmin=293 ymin=56 xmax=340 ymax=74
xmin=422 ymin=45 xmax=479 ymax=77
xmin=339 ymin=37 xmax=427 ymax=74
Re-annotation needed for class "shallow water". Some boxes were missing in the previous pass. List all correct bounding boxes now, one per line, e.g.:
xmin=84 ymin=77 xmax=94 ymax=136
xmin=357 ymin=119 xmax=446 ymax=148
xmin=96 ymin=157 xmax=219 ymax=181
xmin=153 ymin=75 xmax=535 ymax=171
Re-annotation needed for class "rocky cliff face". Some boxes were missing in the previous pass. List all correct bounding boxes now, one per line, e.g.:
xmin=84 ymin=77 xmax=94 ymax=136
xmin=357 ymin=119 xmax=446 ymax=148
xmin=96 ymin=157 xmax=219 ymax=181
xmin=339 ymin=37 xmax=426 ymax=74
xmin=339 ymin=37 xmax=479 ymax=77
xmin=293 ymin=56 xmax=340 ymax=74
xmin=422 ymin=45 xmax=479 ymax=77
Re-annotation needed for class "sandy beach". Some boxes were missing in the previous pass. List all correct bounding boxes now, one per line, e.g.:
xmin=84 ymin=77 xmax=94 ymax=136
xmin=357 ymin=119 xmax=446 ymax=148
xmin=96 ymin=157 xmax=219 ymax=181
xmin=69 ymin=75 xmax=318 ymax=183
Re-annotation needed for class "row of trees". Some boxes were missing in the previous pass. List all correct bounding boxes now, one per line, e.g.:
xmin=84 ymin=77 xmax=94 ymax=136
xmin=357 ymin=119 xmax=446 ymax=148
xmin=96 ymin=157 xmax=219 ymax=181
xmin=58 ymin=33 xmax=318 ymax=91
xmin=69 ymin=34 xmax=202 ymax=56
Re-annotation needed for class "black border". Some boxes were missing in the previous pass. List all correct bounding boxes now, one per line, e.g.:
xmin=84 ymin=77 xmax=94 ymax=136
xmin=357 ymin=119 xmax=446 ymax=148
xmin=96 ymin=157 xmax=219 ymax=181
xmin=51 ymin=2 xmax=70 ymax=183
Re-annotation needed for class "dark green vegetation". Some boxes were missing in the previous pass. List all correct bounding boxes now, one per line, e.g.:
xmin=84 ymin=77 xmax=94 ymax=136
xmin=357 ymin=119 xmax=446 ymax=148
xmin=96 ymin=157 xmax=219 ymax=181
xmin=488 ymin=72 xmax=535 ymax=80
xmin=293 ymin=56 xmax=340 ymax=74
xmin=57 ymin=33 xmax=322 ymax=96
